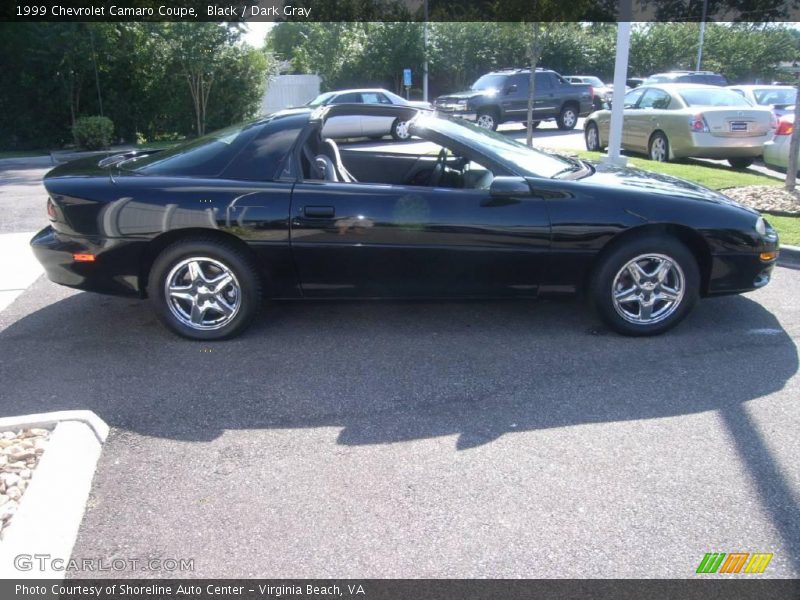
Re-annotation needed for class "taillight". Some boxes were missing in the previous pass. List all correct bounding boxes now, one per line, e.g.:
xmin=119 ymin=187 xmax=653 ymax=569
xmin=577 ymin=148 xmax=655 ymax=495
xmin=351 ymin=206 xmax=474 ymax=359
xmin=589 ymin=86 xmax=594 ymax=100
xmin=689 ymin=114 xmax=709 ymax=133
xmin=775 ymin=118 xmax=794 ymax=136
xmin=46 ymin=197 xmax=56 ymax=220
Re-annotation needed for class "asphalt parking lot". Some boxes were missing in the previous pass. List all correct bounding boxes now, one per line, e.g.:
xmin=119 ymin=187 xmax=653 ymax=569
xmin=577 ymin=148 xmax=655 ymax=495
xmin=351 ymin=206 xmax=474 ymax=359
xmin=1 ymin=155 xmax=798 ymax=578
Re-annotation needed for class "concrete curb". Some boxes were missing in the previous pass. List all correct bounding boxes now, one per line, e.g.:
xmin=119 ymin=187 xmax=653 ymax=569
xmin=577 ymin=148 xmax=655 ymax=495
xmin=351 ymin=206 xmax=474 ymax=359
xmin=778 ymin=245 xmax=800 ymax=269
xmin=0 ymin=411 xmax=108 ymax=579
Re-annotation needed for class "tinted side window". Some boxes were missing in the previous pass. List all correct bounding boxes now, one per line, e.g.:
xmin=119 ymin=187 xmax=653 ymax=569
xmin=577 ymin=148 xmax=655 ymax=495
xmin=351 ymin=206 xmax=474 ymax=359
xmin=331 ymin=92 xmax=362 ymax=104
xmin=639 ymin=89 xmax=672 ymax=109
xmin=706 ymin=74 xmax=727 ymax=86
xmin=361 ymin=92 xmax=391 ymax=104
xmin=623 ymin=87 xmax=646 ymax=108
xmin=223 ymin=119 xmax=304 ymax=181
xmin=508 ymin=74 xmax=529 ymax=94
xmin=534 ymin=72 xmax=552 ymax=90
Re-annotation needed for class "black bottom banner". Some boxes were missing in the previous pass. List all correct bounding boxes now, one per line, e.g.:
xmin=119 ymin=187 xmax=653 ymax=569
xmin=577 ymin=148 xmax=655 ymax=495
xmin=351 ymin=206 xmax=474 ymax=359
xmin=3 ymin=579 xmax=800 ymax=600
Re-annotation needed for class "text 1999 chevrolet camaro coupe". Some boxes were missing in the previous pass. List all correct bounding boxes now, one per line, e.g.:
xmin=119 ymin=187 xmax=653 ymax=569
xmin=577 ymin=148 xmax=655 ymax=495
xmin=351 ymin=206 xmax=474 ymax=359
xmin=32 ymin=104 xmax=779 ymax=340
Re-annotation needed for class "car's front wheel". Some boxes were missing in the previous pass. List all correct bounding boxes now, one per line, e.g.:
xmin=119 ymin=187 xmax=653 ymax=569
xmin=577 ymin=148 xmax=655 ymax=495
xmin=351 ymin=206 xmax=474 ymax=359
xmin=476 ymin=110 xmax=498 ymax=131
xmin=148 ymin=238 xmax=262 ymax=340
xmin=585 ymin=122 xmax=601 ymax=151
xmin=590 ymin=235 xmax=699 ymax=336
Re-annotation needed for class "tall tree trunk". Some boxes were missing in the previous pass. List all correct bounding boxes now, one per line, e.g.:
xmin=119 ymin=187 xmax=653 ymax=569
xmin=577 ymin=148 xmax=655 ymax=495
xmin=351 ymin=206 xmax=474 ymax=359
xmin=526 ymin=23 xmax=541 ymax=148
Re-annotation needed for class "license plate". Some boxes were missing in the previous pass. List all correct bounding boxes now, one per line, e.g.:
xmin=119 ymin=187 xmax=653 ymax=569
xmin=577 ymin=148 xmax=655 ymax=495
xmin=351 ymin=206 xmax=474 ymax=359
xmin=730 ymin=122 xmax=748 ymax=132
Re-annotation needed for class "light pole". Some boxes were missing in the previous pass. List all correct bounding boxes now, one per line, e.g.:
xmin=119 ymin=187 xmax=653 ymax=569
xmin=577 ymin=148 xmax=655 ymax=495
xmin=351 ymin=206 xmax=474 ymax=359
xmin=423 ymin=0 xmax=429 ymax=102
xmin=696 ymin=0 xmax=708 ymax=71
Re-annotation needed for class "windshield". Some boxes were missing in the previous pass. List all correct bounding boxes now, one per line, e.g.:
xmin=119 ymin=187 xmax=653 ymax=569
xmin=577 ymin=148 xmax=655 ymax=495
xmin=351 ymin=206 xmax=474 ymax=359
xmin=753 ymin=88 xmax=796 ymax=106
xmin=471 ymin=74 xmax=509 ymax=92
xmin=415 ymin=115 xmax=577 ymax=179
xmin=679 ymin=88 xmax=752 ymax=107
xmin=307 ymin=92 xmax=337 ymax=107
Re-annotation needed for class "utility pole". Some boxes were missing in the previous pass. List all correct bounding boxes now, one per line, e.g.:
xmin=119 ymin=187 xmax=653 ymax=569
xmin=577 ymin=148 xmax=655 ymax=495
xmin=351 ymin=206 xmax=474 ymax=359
xmin=423 ymin=0 xmax=429 ymax=102
xmin=696 ymin=0 xmax=708 ymax=71
xmin=89 ymin=26 xmax=104 ymax=117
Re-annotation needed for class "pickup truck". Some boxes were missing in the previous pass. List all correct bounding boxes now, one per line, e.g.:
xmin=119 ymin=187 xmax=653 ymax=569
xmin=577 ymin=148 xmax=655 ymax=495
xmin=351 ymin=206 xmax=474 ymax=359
xmin=434 ymin=68 xmax=594 ymax=131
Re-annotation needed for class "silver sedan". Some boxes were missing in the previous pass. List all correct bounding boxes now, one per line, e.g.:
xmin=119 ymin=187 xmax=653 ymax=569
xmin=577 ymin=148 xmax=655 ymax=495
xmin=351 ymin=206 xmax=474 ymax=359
xmin=307 ymin=88 xmax=431 ymax=140
xmin=584 ymin=84 xmax=776 ymax=168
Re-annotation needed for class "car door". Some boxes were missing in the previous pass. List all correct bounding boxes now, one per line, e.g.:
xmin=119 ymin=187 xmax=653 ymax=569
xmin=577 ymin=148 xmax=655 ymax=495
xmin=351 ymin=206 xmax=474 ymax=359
xmin=628 ymin=88 xmax=673 ymax=151
xmin=359 ymin=92 xmax=395 ymax=137
xmin=289 ymin=162 xmax=551 ymax=298
xmin=499 ymin=74 xmax=529 ymax=121
xmin=534 ymin=72 xmax=557 ymax=117
xmin=617 ymin=87 xmax=647 ymax=151
xmin=322 ymin=92 xmax=364 ymax=138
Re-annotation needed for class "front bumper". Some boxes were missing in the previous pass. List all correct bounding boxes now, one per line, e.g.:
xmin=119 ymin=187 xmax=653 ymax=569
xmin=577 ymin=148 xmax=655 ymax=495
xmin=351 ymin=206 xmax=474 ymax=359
xmin=706 ymin=249 xmax=779 ymax=296
xmin=434 ymin=108 xmax=477 ymax=121
xmin=30 ymin=226 xmax=145 ymax=297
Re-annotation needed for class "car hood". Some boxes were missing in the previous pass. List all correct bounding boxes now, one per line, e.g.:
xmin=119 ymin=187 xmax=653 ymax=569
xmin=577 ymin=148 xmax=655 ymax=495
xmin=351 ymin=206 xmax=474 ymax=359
xmin=436 ymin=89 xmax=496 ymax=102
xmin=576 ymin=162 xmax=759 ymax=215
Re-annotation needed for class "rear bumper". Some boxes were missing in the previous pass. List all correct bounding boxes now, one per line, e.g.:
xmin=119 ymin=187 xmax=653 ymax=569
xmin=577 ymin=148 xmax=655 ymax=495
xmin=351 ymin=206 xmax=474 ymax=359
xmin=30 ymin=227 xmax=145 ymax=297
xmin=674 ymin=132 xmax=772 ymax=159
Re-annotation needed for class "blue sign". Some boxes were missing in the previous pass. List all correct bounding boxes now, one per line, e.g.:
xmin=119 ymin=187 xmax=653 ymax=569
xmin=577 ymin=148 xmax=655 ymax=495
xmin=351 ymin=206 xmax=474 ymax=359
xmin=403 ymin=68 xmax=412 ymax=87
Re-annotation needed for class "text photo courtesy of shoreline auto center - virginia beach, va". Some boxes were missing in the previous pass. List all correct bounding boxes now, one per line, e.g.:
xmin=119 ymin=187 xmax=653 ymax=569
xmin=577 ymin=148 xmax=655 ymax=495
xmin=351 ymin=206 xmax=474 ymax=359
xmin=1 ymin=1 xmax=800 ymax=599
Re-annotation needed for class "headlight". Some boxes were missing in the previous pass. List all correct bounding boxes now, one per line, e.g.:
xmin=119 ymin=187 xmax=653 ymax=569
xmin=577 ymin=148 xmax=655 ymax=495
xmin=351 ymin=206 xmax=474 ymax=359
xmin=755 ymin=216 xmax=767 ymax=237
xmin=457 ymin=99 xmax=468 ymax=107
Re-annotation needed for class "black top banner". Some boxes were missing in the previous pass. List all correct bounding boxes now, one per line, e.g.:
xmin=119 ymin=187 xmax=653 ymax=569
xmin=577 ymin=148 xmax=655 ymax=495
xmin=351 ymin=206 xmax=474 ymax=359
xmin=3 ymin=0 xmax=800 ymax=22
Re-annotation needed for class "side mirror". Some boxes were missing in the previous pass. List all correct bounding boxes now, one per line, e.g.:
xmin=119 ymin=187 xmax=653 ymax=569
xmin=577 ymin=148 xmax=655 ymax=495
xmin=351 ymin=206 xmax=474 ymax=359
xmin=506 ymin=84 xmax=518 ymax=95
xmin=489 ymin=176 xmax=531 ymax=197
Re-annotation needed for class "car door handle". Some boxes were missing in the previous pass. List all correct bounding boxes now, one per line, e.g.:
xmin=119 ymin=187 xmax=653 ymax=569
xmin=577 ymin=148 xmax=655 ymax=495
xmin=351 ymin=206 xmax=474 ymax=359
xmin=303 ymin=205 xmax=335 ymax=218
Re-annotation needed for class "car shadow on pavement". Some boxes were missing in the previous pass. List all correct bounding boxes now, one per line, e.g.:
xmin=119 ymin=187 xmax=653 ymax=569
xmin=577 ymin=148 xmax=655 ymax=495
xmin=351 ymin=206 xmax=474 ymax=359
xmin=0 ymin=284 xmax=798 ymax=570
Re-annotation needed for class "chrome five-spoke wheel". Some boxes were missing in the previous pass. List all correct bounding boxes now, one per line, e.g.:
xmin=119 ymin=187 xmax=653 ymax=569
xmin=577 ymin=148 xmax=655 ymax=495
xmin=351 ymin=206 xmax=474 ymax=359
xmin=476 ymin=113 xmax=496 ymax=130
xmin=165 ymin=257 xmax=241 ymax=331
xmin=612 ymin=254 xmax=685 ymax=325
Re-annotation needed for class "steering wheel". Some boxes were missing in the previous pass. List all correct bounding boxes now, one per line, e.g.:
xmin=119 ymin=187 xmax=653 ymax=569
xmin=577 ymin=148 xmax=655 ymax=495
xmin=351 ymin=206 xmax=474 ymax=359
xmin=427 ymin=147 xmax=448 ymax=187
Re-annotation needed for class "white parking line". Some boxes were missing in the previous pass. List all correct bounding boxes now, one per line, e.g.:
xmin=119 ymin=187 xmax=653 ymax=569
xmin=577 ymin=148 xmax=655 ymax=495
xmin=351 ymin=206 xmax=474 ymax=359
xmin=0 ymin=232 xmax=42 ymax=312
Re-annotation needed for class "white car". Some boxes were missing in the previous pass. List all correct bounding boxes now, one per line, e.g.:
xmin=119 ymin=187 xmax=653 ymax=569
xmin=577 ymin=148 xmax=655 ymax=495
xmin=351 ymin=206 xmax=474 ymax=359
xmin=764 ymin=111 xmax=798 ymax=172
xmin=307 ymin=88 xmax=431 ymax=140
xmin=727 ymin=85 xmax=797 ymax=118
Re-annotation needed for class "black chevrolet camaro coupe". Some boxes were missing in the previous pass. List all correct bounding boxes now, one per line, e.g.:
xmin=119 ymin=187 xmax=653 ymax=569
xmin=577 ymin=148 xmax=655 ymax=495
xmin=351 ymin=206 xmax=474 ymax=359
xmin=32 ymin=104 xmax=779 ymax=340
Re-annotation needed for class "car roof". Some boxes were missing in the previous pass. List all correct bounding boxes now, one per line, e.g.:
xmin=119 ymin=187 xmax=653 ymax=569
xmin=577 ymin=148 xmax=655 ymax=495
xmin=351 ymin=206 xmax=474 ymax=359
xmin=639 ymin=83 xmax=722 ymax=90
xmin=310 ymin=103 xmax=421 ymax=123
xmin=329 ymin=88 xmax=393 ymax=95
xmin=728 ymin=84 xmax=795 ymax=89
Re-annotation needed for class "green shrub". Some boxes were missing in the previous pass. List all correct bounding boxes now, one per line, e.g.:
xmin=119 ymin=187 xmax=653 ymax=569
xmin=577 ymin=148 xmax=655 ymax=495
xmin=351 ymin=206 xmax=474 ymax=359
xmin=72 ymin=116 xmax=114 ymax=150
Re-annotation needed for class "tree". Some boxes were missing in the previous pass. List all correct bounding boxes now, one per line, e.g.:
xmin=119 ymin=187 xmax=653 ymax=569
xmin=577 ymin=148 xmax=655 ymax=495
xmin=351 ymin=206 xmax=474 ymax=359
xmin=526 ymin=23 xmax=543 ymax=148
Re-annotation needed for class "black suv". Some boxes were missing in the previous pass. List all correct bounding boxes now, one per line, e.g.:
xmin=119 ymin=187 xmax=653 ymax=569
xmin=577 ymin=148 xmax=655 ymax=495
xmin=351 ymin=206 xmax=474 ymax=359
xmin=434 ymin=68 xmax=594 ymax=131
xmin=643 ymin=71 xmax=728 ymax=86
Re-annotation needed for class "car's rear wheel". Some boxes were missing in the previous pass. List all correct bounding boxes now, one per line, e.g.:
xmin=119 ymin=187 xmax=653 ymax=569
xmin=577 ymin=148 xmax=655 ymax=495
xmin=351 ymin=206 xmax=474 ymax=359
xmin=585 ymin=122 xmax=601 ymax=151
xmin=556 ymin=104 xmax=578 ymax=130
xmin=728 ymin=157 xmax=754 ymax=169
xmin=530 ymin=120 xmax=540 ymax=129
xmin=148 ymin=239 xmax=262 ymax=340
xmin=391 ymin=118 xmax=411 ymax=140
xmin=590 ymin=235 xmax=699 ymax=336
xmin=648 ymin=132 xmax=670 ymax=162
xmin=476 ymin=110 xmax=498 ymax=131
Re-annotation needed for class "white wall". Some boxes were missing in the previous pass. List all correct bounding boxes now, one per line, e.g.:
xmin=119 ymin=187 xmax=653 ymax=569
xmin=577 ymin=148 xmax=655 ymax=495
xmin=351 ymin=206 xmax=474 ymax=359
xmin=261 ymin=74 xmax=321 ymax=114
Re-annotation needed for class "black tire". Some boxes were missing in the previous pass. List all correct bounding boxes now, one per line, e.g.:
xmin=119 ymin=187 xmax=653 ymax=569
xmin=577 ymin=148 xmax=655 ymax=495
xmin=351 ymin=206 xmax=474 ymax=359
xmin=728 ymin=157 xmax=754 ymax=169
xmin=585 ymin=121 xmax=601 ymax=151
xmin=530 ymin=120 xmax=540 ymax=129
xmin=556 ymin=104 xmax=579 ymax=130
xmin=648 ymin=132 xmax=670 ymax=162
xmin=390 ymin=118 xmax=411 ymax=141
xmin=476 ymin=109 xmax=499 ymax=131
xmin=589 ymin=234 xmax=700 ymax=337
xmin=147 ymin=238 xmax=262 ymax=340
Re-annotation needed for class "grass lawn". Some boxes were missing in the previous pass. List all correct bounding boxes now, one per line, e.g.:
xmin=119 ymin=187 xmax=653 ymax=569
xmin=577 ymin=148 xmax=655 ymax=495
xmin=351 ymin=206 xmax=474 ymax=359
xmin=0 ymin=150 xmax=48 ymax=159
xmin=575 ymin=150 xmax=782 ymax=190
xmin=767 ymin=215 xmax=800 ymax=247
